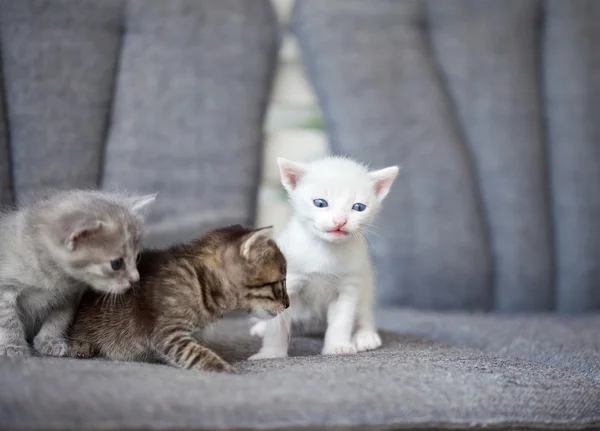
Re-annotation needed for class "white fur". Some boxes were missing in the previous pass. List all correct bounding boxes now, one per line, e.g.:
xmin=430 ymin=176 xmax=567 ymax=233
xmin=249 ymin=156 xmax=398 ymax=359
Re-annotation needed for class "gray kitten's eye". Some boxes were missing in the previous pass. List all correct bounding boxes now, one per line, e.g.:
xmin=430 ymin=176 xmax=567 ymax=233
xmin=110 ymin=258 xmax=124 ymax=271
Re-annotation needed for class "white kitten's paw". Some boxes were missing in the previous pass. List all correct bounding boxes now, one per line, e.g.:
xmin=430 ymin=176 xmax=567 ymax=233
xmin=249 ymin=320 xmax=268 ymax=338
xmin=248 ymin=349 xmax=288 ymax=360
xmin=322 ymin=342 xmax=357 ymax=356
xmin=353 ymin=330 xmax=382 ymax=352
xmin=0 ymin=343 xmax=30 ymax=357
xmin=34 ymin=337 xmax=69 ymax=357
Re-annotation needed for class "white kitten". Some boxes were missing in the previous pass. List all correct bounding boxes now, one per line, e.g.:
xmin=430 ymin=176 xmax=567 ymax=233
xmin=249 ymin=156 xmax=398 ymax=359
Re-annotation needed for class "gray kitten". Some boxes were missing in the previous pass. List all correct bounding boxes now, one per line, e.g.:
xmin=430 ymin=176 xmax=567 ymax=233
xmin=0 ymin=189 xmax=156 ymax=357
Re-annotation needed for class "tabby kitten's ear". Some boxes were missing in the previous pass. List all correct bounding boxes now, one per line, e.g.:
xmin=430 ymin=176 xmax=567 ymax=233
xmin=240 ymin=226 xmax=274 ymax=260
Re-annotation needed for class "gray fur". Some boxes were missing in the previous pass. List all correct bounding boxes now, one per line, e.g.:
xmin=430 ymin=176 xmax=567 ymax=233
xmin=0 ymin=189 xmax=155 ymax=357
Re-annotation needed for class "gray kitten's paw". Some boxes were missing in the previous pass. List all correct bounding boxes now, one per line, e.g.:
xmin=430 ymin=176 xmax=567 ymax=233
xmin=0 ymin=344 xmax=31 ymax=357
xmin=68 ymin=340 xmax=98 ymax=359
xmin=34 ymin=337 xmax=69 ymax=357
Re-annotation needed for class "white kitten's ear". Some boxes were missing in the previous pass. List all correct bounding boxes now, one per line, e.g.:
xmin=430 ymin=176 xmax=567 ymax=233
xmin=369 ymin=166 xmax=400 ymax=201
xmin=127 ymin=193 xmax=157 ymax=215
xmin=278 ymin=158 xmax=307 ymax=192
xmin=66 ymin=220 xmax=104 ymax=251
xmin=240 ymin=226 xmax=274 ymax=259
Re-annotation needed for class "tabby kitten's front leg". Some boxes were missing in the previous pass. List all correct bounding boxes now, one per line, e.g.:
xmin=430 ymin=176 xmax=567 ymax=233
xmin=154 ymin=325 xmax=235 ymax=373
xmin=69 ymin=339 xmax=100 ymax=359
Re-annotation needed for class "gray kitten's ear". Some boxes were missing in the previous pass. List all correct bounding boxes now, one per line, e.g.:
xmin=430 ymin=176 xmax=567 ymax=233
xmin=127 ymin=193 xmax=157 ymax=215
xmin=240 ymin=226 xmax=274 ymax=259
xmin=66 ymin=220 xmax=104 ymax=251
xmin=369 ymin=166 xmax=400 ymax=202
xmin=278 ymin=158 xmax=308 ymax=192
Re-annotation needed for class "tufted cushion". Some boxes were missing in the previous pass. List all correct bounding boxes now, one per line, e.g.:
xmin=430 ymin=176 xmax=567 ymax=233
xmin=292 ymin=0 xmax=600 ymax=312
xmin=0 ymin=0 xmax=278 ymax=247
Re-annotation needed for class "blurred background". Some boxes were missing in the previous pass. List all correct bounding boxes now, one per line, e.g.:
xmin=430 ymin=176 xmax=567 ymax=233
xmin=0 ymin=0 xmax=599 ymax=313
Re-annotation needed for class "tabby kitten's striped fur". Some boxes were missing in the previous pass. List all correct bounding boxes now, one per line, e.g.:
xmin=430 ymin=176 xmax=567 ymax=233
xmin=68 ymin=225 xmax=289 ymax=373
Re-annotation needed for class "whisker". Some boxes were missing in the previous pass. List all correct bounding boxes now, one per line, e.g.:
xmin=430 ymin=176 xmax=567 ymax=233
xmin=281 ymin=310 xmax=292 ymax=342
xmin=359 ymin=229 xmax=375 ymax=249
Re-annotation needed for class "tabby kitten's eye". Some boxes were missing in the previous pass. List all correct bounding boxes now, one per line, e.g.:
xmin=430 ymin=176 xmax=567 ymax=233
xmin=352 ymin=203 xmax=366 ymax=212
xmin=313 ymin=199 xmax=328 ymax=208
xmin=110 ymin=258 xmax=124 ymax=271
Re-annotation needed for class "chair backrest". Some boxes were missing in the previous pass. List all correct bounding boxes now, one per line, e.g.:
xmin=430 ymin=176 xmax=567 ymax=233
xmin=0 ymin=0 xmax=278 ymax=247
xmin=292 ymin=0 xmax=600 ymax=312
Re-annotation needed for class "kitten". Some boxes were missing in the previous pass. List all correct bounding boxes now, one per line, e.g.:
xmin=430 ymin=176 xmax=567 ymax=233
xmin=68 ymin=225 xmax=289 ymax=373
xmin=0 ymin=189 xmax=156 ymax=357
xmin=249 ymin=156 xmax=398 ymax=359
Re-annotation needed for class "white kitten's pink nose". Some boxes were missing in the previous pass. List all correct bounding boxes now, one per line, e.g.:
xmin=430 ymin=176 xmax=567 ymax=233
xmin=332 ymin=217 xmax=348 ymax=228
xmin=128 ymin=270 xmax=140 ymax=283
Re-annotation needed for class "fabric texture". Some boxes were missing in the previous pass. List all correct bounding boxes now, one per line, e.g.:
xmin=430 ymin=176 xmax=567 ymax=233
xmin=0 ymin=50 xmax=10 ymax=208
xmin=1 ymin=312 xmax=599 ymax=431
xmin=0 ymin=0 xmax=125 ymax=203
xmin=292 ymin=0 xmax=600 ymax=312
xmin=0 ymin=0 xmax=278 ymax=248
xmin=543 ymin=0 xmax=600 ymax=312
xmin=102 ymin=0 xmax=278 ymax=247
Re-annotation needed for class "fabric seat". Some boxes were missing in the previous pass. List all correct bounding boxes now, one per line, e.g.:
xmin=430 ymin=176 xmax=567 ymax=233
xmin=1 ymin=312 xmax=599 ymax=430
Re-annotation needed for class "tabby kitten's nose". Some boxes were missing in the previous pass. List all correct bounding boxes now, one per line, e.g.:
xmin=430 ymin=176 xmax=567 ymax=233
xmin=128 ymin=270 xmax=140 ymax=283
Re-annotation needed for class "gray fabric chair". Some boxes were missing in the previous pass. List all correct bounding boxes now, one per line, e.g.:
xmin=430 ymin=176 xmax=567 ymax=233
xmin=0 ymin=1 xmax=599 ymax=430
xmin=0 ymin=0 xmax=277 ymax=247
xmin=293 ymin=0 xmax=600 ymax=314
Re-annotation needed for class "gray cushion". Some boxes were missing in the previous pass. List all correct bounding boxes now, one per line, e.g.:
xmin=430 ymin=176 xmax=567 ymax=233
xmin=1 ymin=310 xmax=599 ymax=430
xmin=376 ymin=308 xmax=600 ymax=383
xmin=543 ymin=0 xmax=600 ymax=312
xmin=292 ymin=0 xmax=600 ymax=312
xmin=292 ymin=0 xmax=492 ymax=311
xmin=0 ymin=0 xmax=278 ymax=248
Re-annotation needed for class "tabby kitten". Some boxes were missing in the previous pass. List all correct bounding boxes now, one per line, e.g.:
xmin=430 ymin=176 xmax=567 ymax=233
xmin=68 ymin=225 xmax=289 ymax=373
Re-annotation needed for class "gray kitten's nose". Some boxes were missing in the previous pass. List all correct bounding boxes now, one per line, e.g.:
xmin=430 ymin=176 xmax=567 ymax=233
xmin=128 ymin=270 xmax=140 ymax=283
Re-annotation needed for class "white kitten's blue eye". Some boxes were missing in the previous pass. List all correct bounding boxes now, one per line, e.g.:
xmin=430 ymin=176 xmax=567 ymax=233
xmin=313 ymin=199 xmax=328 ymax=208
xmin=352 ymin=203 xmax=367 ymax=212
